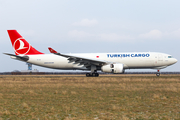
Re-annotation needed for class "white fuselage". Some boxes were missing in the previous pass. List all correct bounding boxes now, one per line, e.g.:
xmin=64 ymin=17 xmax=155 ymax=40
xmin=23 ymin=52 xmax=177 ymax=71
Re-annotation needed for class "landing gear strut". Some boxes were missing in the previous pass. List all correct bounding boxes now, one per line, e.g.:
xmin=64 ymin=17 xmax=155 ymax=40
xmin=156 ymin=70 xmax=160 ymax=77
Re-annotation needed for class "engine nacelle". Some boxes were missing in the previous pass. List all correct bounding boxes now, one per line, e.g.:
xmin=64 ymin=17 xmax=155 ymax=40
xmin=101 ymin=63 xmax=124 ymax=73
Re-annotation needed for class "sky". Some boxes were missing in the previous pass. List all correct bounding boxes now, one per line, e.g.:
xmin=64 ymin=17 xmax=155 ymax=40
xmin=0 ymin=0 xmax=180 ymax=72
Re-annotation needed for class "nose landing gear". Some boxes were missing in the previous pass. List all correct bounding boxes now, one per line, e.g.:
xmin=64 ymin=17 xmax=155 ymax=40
xmin=156 ymin=70 xmax=160 ymax=77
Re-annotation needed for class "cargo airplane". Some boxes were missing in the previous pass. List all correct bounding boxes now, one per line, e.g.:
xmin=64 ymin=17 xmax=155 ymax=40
xmin=4 ymin=30 xmax=177 ymax=77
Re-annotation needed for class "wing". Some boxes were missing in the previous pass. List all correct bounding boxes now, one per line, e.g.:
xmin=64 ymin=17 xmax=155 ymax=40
xmin=48 ymin=47 xmax=109 ymax=68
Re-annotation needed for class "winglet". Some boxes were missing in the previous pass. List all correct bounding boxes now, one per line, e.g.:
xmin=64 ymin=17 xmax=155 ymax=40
xmin=48 ymin=47 xmax=58 ymax=53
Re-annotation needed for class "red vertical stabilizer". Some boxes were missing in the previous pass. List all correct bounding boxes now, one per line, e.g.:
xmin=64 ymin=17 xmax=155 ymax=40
xmin=7 ymin=30 xmax=44 ymax=55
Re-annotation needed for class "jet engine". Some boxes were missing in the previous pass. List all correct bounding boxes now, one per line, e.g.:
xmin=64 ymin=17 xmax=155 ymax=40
xmin=101 ymin=63 xmax=124 ymax=73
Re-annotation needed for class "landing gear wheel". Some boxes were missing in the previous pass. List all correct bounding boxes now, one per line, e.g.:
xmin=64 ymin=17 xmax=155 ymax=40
xmin=86 ymin=73 xmax=99 ymax=77
xmin=156 ymin=73 xmax=160 ymax=77
xmin=92 ymin=73 xmax=96 ymax=77
xmin=86 ymin=73 xmax=90 ymax=77
xmin=95 ymin=73 xmax=99 ymax=77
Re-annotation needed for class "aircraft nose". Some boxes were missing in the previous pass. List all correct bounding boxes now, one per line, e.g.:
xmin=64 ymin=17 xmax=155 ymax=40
xmin=169 ymin=58 xmax=178 ymax=65
xmin=174 ymin=58 xmax=178 ymax=63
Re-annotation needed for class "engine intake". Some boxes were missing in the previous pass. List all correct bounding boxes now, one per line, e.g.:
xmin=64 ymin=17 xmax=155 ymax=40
xmin=101 ymin=63 xmax=124 ymax=73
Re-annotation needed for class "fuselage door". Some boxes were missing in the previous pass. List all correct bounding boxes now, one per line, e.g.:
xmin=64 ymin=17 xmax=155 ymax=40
xmin=158 ymin=54 xmax=163 ymax=66
xmin=158 ymin=54 xmax=163 ymax=61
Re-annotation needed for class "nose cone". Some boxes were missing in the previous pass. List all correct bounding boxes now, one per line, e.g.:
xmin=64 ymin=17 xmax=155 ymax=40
xmin=174 ymin=58 xmax=178 ymax=63
xmin=166 ymin=58 xmax=178 ymax=66
xmin=171 ymin=58 xmax=178 ymax=64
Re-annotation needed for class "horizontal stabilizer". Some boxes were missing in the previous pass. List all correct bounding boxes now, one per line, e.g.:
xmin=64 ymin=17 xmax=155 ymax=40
xmin=4 ymin=53 xmax=29 ymax=61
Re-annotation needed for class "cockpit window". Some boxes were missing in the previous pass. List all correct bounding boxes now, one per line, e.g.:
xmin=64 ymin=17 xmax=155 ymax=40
xmin=168 ymin=56 xmax=172 ymax=58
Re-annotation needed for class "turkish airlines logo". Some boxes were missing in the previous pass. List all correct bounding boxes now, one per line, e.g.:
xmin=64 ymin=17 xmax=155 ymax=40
xmin=13 ymin=38 xmax=30 ymax=55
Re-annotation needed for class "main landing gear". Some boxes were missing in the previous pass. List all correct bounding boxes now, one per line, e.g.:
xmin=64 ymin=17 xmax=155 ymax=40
xmin=86 ymin=65 xmax=99 ymax=77
xmin=86 ymin=73 xmax=99 ymax=77
xmin=156 ymin=70 xmax=160 ymax=77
